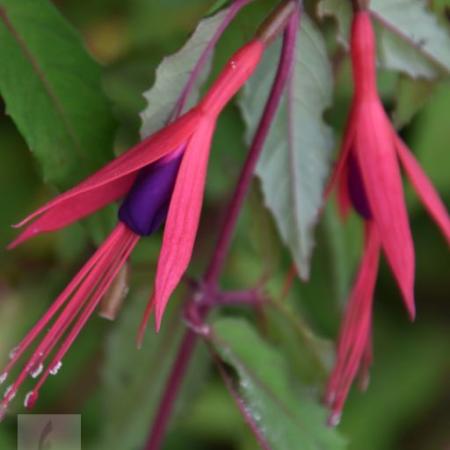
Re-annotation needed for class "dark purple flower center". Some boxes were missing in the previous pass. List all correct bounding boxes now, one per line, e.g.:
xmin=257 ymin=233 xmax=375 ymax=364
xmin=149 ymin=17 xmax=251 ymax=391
xmin=118 ymin=150 xmax=184 ymax=236
xmin=347 ymin=152 xmax=372 ymax=220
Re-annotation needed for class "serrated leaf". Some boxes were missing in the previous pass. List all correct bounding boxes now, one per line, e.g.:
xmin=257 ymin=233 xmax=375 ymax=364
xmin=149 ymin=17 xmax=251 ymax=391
xmin=211 ymin=318 xmax=346 ymax=450
xmin=140 ymin=6 xmax=228 ymax=138
xmin=239 ymin=15 xmax=334 ymax=279
xmin=0 ymin=0 xmax=116 ymax=190
xmin=318 ymin=0 xmax=450 ymax=79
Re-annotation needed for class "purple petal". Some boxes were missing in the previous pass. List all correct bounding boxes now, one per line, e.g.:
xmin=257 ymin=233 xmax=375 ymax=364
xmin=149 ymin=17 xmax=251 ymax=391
xmin=347 ymin=152 xmax=372 ymax=220
xmin=118 ymin=149 xmax=184 ymax=236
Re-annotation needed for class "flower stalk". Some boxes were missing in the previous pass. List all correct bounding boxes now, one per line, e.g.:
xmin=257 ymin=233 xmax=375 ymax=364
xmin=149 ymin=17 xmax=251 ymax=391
xmin=144 ymin=4 xmax=300 ymax=449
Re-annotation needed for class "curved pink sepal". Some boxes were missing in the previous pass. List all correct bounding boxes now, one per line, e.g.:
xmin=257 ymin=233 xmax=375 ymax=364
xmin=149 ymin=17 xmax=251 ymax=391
xmin=326 ymin=222 xmax=380 ymax=419
xmin=9 ymin=110 xmax=201 ymax=247
xmin=8 ymin=174 xmax=136 ymax=249
xmin=355 ymin=104 xmax=415 ymax=319
xmin=145 ymin=117 xmax=215 ymax=336
xmin=199 ymin=40 xmax=264 ymax=117
xmin=396 ymin=137 xmax=450 ymax=245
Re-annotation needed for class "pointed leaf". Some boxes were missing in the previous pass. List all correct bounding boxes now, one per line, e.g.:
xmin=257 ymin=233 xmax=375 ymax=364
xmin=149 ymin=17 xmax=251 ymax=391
xmin=0 ymin=0 xmax=116 ymax=190
xmin=239 ymin=15 xmax=334 ymax=279
xmin=140 ymin=3 xmax=239 ymax=138
xmin=318 ymin=0 xmax=450 ymax=79
xmin=211 ymin=318 xmax=346 ymax=450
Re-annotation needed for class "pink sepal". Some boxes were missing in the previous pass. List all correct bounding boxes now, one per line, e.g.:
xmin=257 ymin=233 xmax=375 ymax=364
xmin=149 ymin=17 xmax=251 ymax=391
xmin=138 ymin=117 xmax=216 ymax=341
xmin=326 ymin=222 xmax=380 ymax=420
xmin=9 ymin=110 xmax=202 ymax=247
xmin=355 ymin=105 xmax=415 ymax=319
xmin=396 ymin=137 xmax=450 ymax=244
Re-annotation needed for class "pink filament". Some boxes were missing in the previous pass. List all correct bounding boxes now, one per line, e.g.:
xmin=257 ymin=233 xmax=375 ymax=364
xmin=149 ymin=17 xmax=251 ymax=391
xmin=0 ymin=223 xmax=139 ymax=415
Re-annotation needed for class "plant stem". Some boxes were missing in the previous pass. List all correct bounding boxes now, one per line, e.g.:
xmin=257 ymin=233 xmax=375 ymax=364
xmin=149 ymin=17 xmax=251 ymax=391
xmin=144 ymin=6 xmax=299 ymax=450
xmin=205 ymin=11 xmax=298 ymax=285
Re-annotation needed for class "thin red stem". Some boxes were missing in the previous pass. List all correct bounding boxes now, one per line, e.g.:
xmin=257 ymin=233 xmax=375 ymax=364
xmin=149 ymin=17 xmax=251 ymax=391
xmin=144 ymin=7 xmax=299 ymax=450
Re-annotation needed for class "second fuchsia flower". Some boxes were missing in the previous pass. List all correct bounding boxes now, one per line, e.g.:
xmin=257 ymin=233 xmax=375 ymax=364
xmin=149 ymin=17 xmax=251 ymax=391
xmin=0 ymin=38 xmax=264 ymax=418
xmin=325 ymin=10 xmax=450 ymax=425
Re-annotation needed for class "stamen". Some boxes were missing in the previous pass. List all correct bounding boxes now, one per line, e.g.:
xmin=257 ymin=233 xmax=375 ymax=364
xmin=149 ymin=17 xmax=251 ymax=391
xmin=49 ymin=362 xmax=62 ymax=376
xmin=1 ymin=225 xmax=125 ymax=378
xmin=8 ymin=346 xmax=19 ymax=360
xmin=3 ymin=385 xmax=15 ymax=401
xmin=33 ymin=231 xmax=138 ymax=396
xmin=24 ymin=391 xmax=38 ymax=409
xmin=0 ymin=224 xmax=139 ymax=410
xmin=29 ymin=363 xmax=44 ymax=379
xmin=328 ymin=412 xmax=341 ymax=427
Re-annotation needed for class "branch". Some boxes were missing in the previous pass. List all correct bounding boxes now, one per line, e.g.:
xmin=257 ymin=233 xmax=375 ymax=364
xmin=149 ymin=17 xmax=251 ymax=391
xmin=144 ymin=4 xmax=300 ymax=449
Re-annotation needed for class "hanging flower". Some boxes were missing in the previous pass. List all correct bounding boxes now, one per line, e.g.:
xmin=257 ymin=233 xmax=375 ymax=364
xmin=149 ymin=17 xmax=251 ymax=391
xmin=0 ymin=38 xmax=264 ymax=419
xmin=324 ymin=9 xmax=450 ymax=425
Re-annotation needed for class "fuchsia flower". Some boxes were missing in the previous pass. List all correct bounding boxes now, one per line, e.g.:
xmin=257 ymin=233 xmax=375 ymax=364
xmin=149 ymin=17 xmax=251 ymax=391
xmin=325 ymin=11 xmax=450 ymax=425
xmin=0 ymin=39 xmax=264 ymax=418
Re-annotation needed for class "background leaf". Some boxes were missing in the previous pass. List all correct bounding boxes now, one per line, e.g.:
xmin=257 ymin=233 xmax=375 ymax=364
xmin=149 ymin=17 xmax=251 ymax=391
xmin=0 ymin=0 xmax=116 ymax=190
xmin=318 ymin=0 xmax=450 ymax=79
xmin=239 ymin=15 xmax=334 ymax=279
xmin=95 ymin=292 xmax=209 ymax=450
xmin=210 ymin=317 xmax=346 ymax=450
xmin=392 ymin=76 xmax=434 ymax=128
xmin=140 ymin=5 xmax=229 ymax=138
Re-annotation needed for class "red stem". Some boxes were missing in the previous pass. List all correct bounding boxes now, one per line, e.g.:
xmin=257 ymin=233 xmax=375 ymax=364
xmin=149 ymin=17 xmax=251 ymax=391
xmin=144 ymin=7 xmax=299 ymax=450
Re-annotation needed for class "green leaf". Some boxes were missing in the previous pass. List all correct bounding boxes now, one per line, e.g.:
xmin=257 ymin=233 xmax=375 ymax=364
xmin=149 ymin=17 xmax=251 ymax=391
xmin=95 ymin=293 xmax=184 ymax=450
xmin=409 ymin=81 xmax=450 ymax=197
xmin=239 ymin=15 xmax=334 ymax=279
xmin=0 ymin=0 xmax=116 ymax=190
xmin=95 ymin=291 xmax=209 ymax=450
xmin=211 ymin=318 xmax=346 ymax=450
xmin=318 ymin=0 xmax=450 ymax=79
xmin=342 ymin=324 xmax=449 ymax=450
xmin=392 ymin=76 xmax=434 ymax=128
xmin=140 ymin=5 xmax=230 ymax=138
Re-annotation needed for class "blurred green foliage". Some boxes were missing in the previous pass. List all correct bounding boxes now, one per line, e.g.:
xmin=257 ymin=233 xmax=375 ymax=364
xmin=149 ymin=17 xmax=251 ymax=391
xmin=0 ymin=1 xmax=449 ymax=450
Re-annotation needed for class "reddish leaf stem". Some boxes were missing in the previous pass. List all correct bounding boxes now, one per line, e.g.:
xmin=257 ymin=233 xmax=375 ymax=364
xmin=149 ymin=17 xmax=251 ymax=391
xmin=144 ymin=5 xmax=300 ymax=450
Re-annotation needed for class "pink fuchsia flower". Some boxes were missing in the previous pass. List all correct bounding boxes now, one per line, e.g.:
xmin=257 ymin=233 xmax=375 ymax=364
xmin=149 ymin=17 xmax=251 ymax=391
xmin=0 ymin=39 xmax=264 ymax=419
xmin=325 ymin=10 xmax=450 ymax=425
